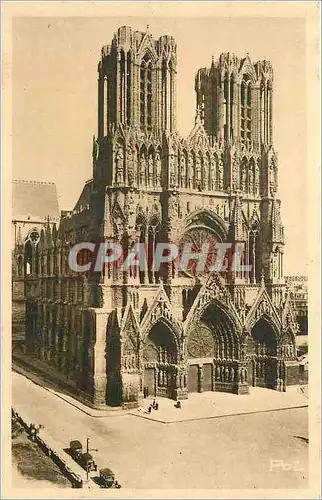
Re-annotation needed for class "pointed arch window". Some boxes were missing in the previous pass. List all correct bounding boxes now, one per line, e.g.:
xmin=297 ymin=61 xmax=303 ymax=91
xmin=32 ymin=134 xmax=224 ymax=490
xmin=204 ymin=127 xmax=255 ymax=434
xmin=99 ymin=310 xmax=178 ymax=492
xmin=24 ymin=240 xmax=33 ymax=275
xmin=223 ymin=73 xmax=229 ymax=140
xmin=162 ymin=59 xmax=167 ymax=130
xmin=120 ymin=50 xmax=126 ymax=124
xmin=140 ymin=54 xmax=153 ymax=133
xmin=212 ymin=78 xmax=218 ymax=140
xmin=241 ymin=76 xmax=252 ymax=144
xmin=230 ymin=75 xmax=234 ymax=138
xmin=126 ymin=52 xmax=132 ymax=126
xmin=24 ymin=229 xmax=40 ymax=276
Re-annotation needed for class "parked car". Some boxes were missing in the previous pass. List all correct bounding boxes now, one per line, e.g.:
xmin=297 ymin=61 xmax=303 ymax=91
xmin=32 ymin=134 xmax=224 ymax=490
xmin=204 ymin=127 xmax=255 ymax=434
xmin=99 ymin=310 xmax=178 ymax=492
xmin=79 ymin=452 xmax=98 ymax=472
xmin=69 ymin=440 xmax=83 ymax=460
xmin=99 ymin=468 xmax=116 ymax=488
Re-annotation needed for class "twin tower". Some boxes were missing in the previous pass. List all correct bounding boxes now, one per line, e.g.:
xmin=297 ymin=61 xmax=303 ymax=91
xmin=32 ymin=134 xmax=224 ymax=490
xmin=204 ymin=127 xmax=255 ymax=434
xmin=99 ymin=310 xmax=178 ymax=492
xmin=92 ymin=25 xmax=283 ymax=290
xmin=96 ymin=25 xmax=273 ymax=148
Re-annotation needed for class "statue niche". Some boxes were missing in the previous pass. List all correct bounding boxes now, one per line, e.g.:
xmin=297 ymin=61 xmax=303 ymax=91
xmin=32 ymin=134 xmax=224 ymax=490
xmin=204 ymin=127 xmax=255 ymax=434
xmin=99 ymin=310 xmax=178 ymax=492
xmin=115 ymin=147 xmax=125 ymax=184
xmin=140 ymin=153 xmax=147 ymax=186
xmin=155 ymin=153 xmax=162 ymax=187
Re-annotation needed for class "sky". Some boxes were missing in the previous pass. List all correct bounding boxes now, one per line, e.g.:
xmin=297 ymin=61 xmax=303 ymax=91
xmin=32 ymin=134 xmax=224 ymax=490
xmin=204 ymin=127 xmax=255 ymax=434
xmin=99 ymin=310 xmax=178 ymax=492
xmin=12 ymin=16 xmax=306 ymax=275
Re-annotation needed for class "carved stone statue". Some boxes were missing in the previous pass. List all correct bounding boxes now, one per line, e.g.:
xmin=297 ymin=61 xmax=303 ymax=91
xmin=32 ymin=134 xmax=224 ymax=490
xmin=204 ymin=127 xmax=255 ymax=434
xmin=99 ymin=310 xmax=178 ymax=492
xmin=155 ymin=153 xmax=162 ymax=186
xmin=209 ymin=161 xmax=215 ymax=190
xmin=170 ymin=171 xmax=175 ymax=188
xmin=140 ymin=154 xmax=146 ymax=185
xmin=196 ymin=156 xmax=202 ymax=186
xmin=115 ymin=148 xmax=124 ymax=184
xmin=180 ymin=154 xmax=186 ymax=188
xmin=240 ymin=163 xmax=247 ymax=192
xmin=126 ymin=192 xmax=136 ymax=231
xmin=169 ymin=153 xmax=176 ymax=187
xmin=218 ymin=156 xmax=224 ymax=189
xmin=269 ymin=159 xmax=276 ymax=195
xmin=133 ymin=149 xmax=139 ymax=185
xmin=248 ymin=166 xmax=253 ymax=193
xmin=127 ymin=146 xmax=134 ymax=186
xmin=231 ymin=154 xmax=239 ymax=190
xmin=148 ymin=155 xmax=154 ymax=186
xmin=202 ymin=157 xmax=208 ymax=189
xmin=255 ymin=159 xmax=260 ymax=195
xmin=188 ymin=155 xmax=194 ymax=188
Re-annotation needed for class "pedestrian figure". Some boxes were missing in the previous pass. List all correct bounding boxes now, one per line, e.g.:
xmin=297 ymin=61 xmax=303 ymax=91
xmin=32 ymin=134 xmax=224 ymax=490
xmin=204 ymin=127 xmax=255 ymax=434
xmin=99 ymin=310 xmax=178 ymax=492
xmin=148 ymin=405 xmax=152 ymax=414
xmin=155 ymin=402 xmax=159 ymax=411
xmin=152 ymin=399 xmax=156 ymax=409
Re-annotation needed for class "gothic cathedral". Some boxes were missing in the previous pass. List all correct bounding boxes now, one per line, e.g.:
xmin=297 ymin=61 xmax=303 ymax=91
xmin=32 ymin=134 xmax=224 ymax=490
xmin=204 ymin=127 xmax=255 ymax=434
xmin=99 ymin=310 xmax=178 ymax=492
xmin=12 ymin=26 xmax=300 ymax=407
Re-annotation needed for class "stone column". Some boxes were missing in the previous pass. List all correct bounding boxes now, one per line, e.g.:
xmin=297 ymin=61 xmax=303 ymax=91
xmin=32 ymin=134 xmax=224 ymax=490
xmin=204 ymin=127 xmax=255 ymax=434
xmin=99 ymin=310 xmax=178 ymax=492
xmin=252 ymin=233 xmax=257 ymax=284
xmin=151 ymin=230 xmax=156 ymax=284
xmin=143 ymin=231 xmax=149 ymax=285
xmin=226 ymin=73 xmax=231 ymax=138
xmin=218 ymin=75 xmax=224 ymax=141
xmin=115 ymin=49 xmax=121 ymax=125
xmin=269 ymin=87 xmax=273 ymax=145
xmin=233 ymin=79 xmax=238 ymax=141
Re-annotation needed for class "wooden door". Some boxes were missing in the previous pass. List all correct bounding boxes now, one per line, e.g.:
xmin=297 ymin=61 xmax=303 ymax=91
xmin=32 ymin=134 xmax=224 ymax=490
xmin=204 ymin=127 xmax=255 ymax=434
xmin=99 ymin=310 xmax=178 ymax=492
xmin=188 ymin=365 xmax=198 ymax=393
xmin=203 ymin=364 xmax=213 ymax=391
xmin=144 ymin=368 xmax=155 ymax=397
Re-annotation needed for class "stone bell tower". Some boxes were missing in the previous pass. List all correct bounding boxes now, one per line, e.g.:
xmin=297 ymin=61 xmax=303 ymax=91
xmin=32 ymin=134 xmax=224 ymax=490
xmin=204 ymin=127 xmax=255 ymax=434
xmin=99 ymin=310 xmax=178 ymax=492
xmin=195 ymin=53 xmax=284 ymax=289
xmin=97 ymin=25 xmax=177 ymax=139
xmin=195 ymin=52 xmax=274 ymax=148
xmin=93 ymin=25 xmax=177 ymax=191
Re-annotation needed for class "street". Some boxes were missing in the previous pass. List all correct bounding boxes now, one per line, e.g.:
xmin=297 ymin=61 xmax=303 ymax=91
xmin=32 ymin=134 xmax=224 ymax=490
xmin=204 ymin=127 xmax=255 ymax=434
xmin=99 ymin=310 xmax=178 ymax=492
xmin=12 ymin=371 xmax=308 ymax=489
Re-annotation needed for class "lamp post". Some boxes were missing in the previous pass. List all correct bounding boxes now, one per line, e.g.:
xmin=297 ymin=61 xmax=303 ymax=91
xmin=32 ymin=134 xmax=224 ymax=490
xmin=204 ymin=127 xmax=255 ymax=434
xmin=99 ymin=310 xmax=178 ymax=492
xmin=85 ymin=438 xmax=98 ymax=481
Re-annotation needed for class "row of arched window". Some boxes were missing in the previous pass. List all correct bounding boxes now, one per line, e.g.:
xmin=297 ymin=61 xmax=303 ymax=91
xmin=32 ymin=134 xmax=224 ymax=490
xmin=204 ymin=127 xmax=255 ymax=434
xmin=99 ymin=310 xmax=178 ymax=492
xmin=17 ymin=239 xmax=93 ymax=279
xmin=39 ymin=278 xmax=85 ymax=304
xmin=199 ymin=73 xmax=272 ymax=145
xmin=34 ymin=303 xmax=84 ymax=376
xmin=100 ymin=49 xmax=175 ymax=135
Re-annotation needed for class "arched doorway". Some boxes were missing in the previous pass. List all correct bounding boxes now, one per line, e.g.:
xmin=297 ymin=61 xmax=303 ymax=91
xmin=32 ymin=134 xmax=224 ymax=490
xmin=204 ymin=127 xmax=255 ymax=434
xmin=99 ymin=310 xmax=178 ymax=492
xmin=143 ymin=321 xmax=178 ymax=399
xmin=186 ymin=301 xmax=242 ymax=394
xmin=247 ymin=317 xmax=278 ymax=389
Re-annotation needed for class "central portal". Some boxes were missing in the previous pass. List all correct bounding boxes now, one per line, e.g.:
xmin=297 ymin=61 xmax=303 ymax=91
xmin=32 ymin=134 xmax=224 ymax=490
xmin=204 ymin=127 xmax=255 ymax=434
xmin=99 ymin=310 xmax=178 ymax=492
xmin=186 ymin=301 xmax=246 ymax=394
xmin=143 ymin=321 xmax=178 ymax=399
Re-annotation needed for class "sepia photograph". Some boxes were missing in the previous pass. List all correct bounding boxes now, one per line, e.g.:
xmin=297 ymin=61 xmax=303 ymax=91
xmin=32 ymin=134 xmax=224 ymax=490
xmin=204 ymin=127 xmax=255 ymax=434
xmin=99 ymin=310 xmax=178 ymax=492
xmin=1 ymin=1 xmax=320 ymax=498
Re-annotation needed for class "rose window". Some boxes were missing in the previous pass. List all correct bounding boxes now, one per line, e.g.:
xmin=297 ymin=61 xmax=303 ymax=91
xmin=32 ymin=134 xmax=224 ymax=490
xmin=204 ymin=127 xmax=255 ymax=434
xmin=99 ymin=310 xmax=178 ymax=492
xmin=179 ymin=227 xmax=219 ymax=278
xmin=29 ymin=230 xmax=40 ymax=244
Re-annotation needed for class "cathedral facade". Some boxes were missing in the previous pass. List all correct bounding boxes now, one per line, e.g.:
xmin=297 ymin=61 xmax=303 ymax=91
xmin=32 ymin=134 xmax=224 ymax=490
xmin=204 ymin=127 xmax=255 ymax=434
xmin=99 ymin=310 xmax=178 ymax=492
xmin=12 ymin=26 xmax=301 ymax=407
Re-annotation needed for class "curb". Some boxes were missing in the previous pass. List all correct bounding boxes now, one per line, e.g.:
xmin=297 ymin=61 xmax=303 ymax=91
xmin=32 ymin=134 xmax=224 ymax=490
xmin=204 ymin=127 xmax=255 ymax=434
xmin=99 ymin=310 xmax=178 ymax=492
xmin=129 ymin=403 xmax=309 ymax=425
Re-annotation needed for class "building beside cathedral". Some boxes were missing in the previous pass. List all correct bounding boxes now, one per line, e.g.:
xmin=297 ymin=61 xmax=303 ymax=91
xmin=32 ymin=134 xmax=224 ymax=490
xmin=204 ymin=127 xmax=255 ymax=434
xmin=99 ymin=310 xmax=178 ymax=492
xmin=12 ymin=25 xmax=302 ymax=408
xmin=12 ymin=180 xmax=60 ymax=351
xmin=285 ymin=276 xmax=308 ymax=337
